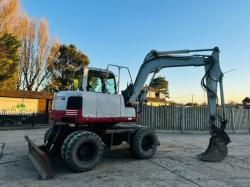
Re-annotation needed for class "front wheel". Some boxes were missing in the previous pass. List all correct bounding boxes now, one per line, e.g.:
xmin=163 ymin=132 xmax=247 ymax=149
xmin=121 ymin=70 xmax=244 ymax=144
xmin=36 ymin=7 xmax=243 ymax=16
xmin=44 ymin=126 xmax=54 ymax=144
xmin=63 ymin=131 xmax=104 ymax=172
xmin=130 ymin=128 xmax=159 ymax=159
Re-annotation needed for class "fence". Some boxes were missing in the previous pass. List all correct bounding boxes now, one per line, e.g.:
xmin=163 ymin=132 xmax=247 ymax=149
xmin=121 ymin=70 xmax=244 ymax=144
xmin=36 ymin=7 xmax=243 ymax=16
xmin=0 ymin=112 xmax=49 ymax=126
xmin=137 ymin=105 xmax=250 ymax=133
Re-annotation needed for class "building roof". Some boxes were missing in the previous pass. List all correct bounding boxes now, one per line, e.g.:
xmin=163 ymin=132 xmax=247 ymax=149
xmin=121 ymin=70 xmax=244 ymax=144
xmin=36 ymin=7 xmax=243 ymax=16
xmin=242 ymin=97 xmax=250 ymax=103
xmin=0 ymin=90 xmax=53 ymax=100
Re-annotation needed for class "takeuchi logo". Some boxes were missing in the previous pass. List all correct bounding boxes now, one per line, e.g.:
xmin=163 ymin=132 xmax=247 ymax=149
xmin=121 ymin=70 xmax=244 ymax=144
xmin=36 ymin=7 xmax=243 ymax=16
xmin=16 ymin=103 xmax=26 ymax=110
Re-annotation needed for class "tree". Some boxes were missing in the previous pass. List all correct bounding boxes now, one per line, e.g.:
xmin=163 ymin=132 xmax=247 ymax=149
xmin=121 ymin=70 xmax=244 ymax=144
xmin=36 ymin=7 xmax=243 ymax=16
xmin=149 ymin=76 xmax=169 ymax=98
xmin=201 ymin=102 xmax=207 ymax=107
xmin=0 ymin=0 xmax=21 ymax=89
xmin=0 ymin=0 xmax=59 ymax=91
xmin=0 ymin=0 xmax=20 ymax=36
xmin=185 ymin=102 xmax=199 ymax=107
xmin=0 ymin=33 xmax=21 ymax=90
xmin=45 ymin=44 xmax=89 ymax=92
xmin=18 ymin=15 xmax=59 ymax=91
xmin=168 ymin=101 xmax=177 ymax=106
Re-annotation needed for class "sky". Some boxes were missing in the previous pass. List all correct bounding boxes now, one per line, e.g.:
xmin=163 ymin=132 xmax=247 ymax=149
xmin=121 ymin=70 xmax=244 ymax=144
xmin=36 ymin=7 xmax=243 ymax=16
xmin=21 ymin=0 xmax=250 ymax=104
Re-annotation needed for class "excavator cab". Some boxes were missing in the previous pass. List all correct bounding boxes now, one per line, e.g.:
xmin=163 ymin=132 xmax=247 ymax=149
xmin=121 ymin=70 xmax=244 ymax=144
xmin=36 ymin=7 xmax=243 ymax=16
xmin=72 ymin=66 xmax=117 ymax=93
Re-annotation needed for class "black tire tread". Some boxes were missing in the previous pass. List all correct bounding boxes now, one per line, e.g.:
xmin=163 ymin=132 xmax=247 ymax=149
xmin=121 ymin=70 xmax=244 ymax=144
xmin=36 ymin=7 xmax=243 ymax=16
xmin=131 ymin=128 xmax=158 ymax=159
xmin=61 ymin=131 xmax=82 ymax=160
xmin=44 ymin=126 xmax=53 ymax=144
xmin=64 ymin=131 xmax=104 ymax=172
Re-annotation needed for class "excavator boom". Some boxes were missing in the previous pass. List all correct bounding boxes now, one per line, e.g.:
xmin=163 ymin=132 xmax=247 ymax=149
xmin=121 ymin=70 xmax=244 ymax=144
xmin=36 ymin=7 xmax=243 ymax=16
xmin=123 ymin=47 xmax=230 ymax=161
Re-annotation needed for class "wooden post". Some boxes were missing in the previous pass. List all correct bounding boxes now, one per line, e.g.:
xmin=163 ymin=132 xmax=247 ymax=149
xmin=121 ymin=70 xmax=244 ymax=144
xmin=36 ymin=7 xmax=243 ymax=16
xmin=31 ymin=112 xmax=34 ymax=127
xmin=180 ymin=107 xmax=185 ymax=133
xmin=231 ymin=108 xmax=235 ymax=133
xmin=45 ymin=99 xmax=50 ymax=123
xmin=248 ymin=110 xmax=250 ymax=134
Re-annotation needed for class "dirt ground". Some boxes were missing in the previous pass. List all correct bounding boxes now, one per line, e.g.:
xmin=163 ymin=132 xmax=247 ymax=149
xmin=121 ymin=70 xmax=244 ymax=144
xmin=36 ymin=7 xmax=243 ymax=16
xmin=0 ymin=128 xmax=250 ymax=187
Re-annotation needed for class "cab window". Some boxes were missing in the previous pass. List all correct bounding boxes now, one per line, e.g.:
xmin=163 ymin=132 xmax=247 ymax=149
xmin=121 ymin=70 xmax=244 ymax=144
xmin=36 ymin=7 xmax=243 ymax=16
xmin=88 ymin=76 xmax=102 ymax=92
xmin=73 ymin=67 xmax=83 ymax=90
xmin=87 ymin=70 xmax=116 ymax=94
xmin=106 ymin=76 xmax=116 ymax=94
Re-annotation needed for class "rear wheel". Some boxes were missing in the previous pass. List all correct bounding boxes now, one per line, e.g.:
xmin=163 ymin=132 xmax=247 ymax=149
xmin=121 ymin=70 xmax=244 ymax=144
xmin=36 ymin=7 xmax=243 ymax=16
xmin=64 ymin=131 xmax=104 ymax=172
xmin=130 ymin=128 xmax=158 ymax=159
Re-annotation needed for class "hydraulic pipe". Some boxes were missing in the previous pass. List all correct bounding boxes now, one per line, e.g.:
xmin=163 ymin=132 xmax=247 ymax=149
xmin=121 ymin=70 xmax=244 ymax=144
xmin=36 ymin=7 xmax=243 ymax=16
xmin=156 ymin=48 xmax=216 ymax=55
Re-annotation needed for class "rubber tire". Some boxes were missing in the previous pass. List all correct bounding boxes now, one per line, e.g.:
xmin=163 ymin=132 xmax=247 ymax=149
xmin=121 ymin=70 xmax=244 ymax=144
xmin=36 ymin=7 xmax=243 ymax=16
xmin=61 ymin=131 xmax=82 ymax=160
xmin=130 ymin=128 xmax=158 ymax=159
xmin=44 ymin=126 xmax=53 ymax=144
xmin=64 ymin=131 xmax=104 ymax=172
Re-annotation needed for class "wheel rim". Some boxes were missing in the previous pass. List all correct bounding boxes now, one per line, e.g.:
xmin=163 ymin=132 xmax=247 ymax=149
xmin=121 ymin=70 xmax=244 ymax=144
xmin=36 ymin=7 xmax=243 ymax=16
xmin=141 ymin=135 xmax=154 ymax=151
xmin=77 ymin=142 xmax=97 ymax=162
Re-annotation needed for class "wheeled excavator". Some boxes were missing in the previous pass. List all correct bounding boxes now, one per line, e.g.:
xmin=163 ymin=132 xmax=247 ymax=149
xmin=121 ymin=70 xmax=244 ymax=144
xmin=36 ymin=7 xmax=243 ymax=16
xmin=25 ymin=47 xmax=230 ymax=179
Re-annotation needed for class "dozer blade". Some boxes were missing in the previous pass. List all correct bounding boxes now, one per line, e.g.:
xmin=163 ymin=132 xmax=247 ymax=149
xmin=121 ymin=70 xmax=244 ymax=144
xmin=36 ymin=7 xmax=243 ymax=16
xmin=24 ymin=135 xmax=53 ymax=179
xmin=197 ymin=137 xmax=228 ymax=162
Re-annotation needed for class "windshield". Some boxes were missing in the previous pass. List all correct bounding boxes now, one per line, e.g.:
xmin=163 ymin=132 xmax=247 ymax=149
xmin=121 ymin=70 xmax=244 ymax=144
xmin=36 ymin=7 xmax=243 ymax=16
xmin=87 ymin=70 xmax=116 ymax=94
xmin=73 ymin=67 xmax=84 ymax=90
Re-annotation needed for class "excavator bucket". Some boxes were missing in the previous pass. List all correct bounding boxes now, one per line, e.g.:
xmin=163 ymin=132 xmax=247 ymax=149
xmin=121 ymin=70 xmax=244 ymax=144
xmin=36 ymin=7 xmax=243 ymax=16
xmin=197 ymin=129 xmax=230 ymax=162
xmin=197 ymin=137 xmax=228 ymax=162
xmin=24 ymin=135 xmax=53 ymax=179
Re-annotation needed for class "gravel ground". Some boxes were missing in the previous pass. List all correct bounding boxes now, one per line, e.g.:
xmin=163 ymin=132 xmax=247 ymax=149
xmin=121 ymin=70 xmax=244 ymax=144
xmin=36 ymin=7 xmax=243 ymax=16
xmin=0 ymin=128 xmax=250 ymax=187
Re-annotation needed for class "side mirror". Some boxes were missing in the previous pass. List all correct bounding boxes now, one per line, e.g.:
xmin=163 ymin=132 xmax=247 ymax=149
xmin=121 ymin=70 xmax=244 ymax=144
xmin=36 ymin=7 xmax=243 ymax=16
xmin=73 ymin=79 xmax=79 ymax=90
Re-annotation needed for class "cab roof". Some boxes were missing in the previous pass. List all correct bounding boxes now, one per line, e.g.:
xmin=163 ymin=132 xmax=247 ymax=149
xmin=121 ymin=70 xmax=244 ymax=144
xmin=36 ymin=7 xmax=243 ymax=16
xmin=88 ymin=67 xmax=115 ymax=75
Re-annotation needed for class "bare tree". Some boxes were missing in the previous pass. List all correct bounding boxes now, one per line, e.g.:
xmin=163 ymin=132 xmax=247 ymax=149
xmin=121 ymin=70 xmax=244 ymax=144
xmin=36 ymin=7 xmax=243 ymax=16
xmin=0 ymin=0 xmax=59 ymax=91
xmin=18 ymin=15 xmax=59 ymax=91
xmin=0 ymin=0 xmax=20 ymax=36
